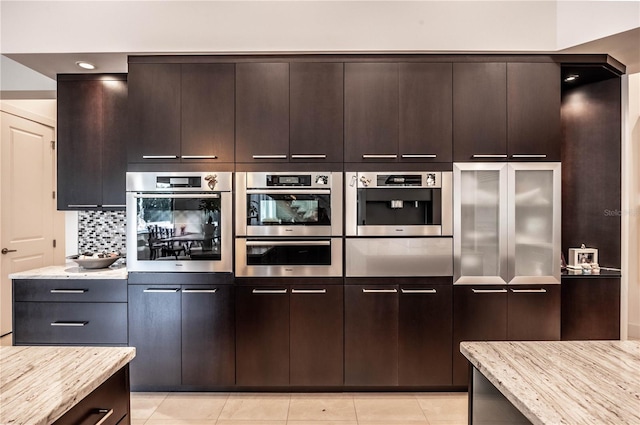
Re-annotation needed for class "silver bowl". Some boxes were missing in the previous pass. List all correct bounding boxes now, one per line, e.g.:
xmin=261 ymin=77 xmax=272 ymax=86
xmin=69 ymin=255 xmax=121 ymax=269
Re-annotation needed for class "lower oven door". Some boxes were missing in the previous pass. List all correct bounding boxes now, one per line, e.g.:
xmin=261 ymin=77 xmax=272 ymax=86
xmin=346 ymin=237 xmax=452 ymax=277
xmin=235 ymin=238 xmax=343 ymax=277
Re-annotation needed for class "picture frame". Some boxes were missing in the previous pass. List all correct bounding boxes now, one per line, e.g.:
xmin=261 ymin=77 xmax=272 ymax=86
xmin=568 ymin=246 xmax=598 ymax=266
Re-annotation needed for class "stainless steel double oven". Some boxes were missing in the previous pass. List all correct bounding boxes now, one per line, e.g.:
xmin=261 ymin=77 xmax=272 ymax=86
xmin=235 ymin=172 xmax=343 ymax=277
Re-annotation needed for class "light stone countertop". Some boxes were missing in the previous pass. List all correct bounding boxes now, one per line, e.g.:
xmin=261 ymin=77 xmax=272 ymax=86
xmin=461 ymin=340 xmax=640 ymax=425
xmin=0 ymin=346 xmax=135 ymax=425
xmin=9 ymin=262 xmax=127 ymax=279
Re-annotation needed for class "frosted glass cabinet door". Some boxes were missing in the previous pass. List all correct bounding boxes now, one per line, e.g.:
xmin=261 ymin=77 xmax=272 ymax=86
xmin=454 ymin=163 xmax=508 ymax=284
xmin=508 ymin=163 xmax=561 ymax=284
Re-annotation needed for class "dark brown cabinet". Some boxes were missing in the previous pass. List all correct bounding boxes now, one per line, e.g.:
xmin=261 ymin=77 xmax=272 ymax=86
xmin=561 ymin=276 xmax=621 ymax=340
xmin=128 ymin=62 xmax=235 ymax=162
xmin=57 ymin=74 xmax=127 ymax=210
xmin=507 ymin=284 xmax=561 ymax=340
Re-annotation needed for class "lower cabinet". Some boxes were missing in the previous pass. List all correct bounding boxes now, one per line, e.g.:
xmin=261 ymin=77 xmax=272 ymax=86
xmin=345 ymin=278 xmax=453 ymax=387
xmin=452 ymin=284 xmax=560 ymax=386
xmin=235 ymin=280 xmax=344 ymax=387
xmin=128 ymin=274 xmax=235 ymax=390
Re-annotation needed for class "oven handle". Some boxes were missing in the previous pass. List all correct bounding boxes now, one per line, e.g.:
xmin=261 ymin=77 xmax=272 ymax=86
xmin=245 ymin=189 xmax=331 ymax=195
xmin=133 ymin=193 xmax=220 ymax=199
xmin=245 ymin=240 xmax=331 ymax=247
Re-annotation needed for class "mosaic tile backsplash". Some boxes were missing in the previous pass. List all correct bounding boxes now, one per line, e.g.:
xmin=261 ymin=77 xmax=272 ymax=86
xmin=78 ymin=211 xmax=126 ymax=255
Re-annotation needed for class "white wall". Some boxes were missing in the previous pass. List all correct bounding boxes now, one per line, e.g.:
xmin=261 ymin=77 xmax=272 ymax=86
xmin=628 ymin=72 xmax=640 ymax=339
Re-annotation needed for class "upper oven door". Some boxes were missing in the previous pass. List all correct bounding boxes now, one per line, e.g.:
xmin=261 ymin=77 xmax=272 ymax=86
xmin=236 ymin=172 xmax=343 ymax=237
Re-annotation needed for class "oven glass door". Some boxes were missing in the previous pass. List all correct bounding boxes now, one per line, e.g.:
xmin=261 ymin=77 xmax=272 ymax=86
xmin=134 ymin=193 xmax=222 ymax=262
xmin=357 ymin=188 xmax=442 ymax=226
xmin=247 ymin=190 xmax=331 ymax=227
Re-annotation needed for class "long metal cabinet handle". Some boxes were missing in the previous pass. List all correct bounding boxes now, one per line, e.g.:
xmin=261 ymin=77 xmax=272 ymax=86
xmin=50 ymin=289 xmax=88 ymax=294
xmin=400 ymin=288 xmax=437 ymax=294
xmin=134 ymin=193 xmax=220 ymax=199
xmin=67 ymin=204 xmax=98 ymax=208
xmin=246 ymin=189 xmax=330 ymax=195
xmin=291 ymin=289 xmax=327 ymax=294
xmin=181 ymin=155 xmax=218 ymax=159
xmin=362 ymin=154 xmax=398 ymax=159
xmin=50 ymin=321 xmax=88 ymax=327
xmin=252 ymin=289 xmax=287 ymax=294
xmin=182 ymin=288 xmax=218 ymax=293
xmin=362 ymin=288 xmax=398 ymax=293
xmin=510 ymin=288 xmax=547 ymax=293
xmin=143 ymin=288 xmax=180 ymax=293
xmin=471 ymin=288 xmax=508 ymax=294
xmin=94 ymin=408 xmax=114 ymax=425
xmin=245 ymin=240 xmax=331 ymax=247
xmin=101 ymin=205 xmax=126 ymax=208
xmin=252 ymin=154 xmax=287 ymax=159
xmin=471 ymin=154 xmax=508 ymax=159
xmin=511 ymin=154 xmax=547 ymax=158
xmin=290 ymin=154 xmax=327 ymax=159
xmin=142 ymin=155 xmax=178 ymax=159
xmin=401 ymin=154 xmax=437 ymax=158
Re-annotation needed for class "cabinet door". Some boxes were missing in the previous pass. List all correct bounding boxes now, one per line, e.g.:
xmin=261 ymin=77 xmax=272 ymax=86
xmin=290 ymin=62 xmax=344 ymax=162
xmin=102 ymin=78 xmax=128 ymax=207
xmin=235 ymin=63 xmax=289 ymax=162
xmin=507 ymin=285 xmax=560 ymax=340
xmin=452 ymin=285 xmax=507 ymax=386
xmin=561 ymin=277 xmax=621 ymax=340
xmin=128 ymin=63 xmax=181 ymax=162
xmin=507 ymin=63 xmax=561 ymax=161
xmin=399 ymin=63 xmax=453 ymax=162
xmin=182 ymin=285 xmax=235 ymax=387
xmin=290 ymin=285 xmax=343 ymax=386
xmin=344 ymin=63 xmax=399 ymax=162
xmin=128 ymin=285 xmax=181 ymax=389
xmin=344 ymin=284 xmax=398 ymax=386
xmin=57 ymin=79 xmax=103 ymax=209
xmin=235 ymin=286 xmax=289 ymax=386
xmin=181 ymin=64 xmax=235 ymax=162
xmin=398 ymin=283 xmax=452 ymax=386
xmin=453 ymin=62 xmax=507 ymax=161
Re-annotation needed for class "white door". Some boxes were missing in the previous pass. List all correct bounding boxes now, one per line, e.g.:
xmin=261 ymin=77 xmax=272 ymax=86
xmin=0 ymin=111 xmax=56 ymax=336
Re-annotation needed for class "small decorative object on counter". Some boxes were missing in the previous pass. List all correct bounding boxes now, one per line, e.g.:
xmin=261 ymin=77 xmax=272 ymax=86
xmin=568 ymin=244 xmax=598 ymax=266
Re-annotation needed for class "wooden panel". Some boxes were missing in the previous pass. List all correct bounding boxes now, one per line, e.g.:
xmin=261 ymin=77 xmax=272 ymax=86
xmin=290 ymin=284 xmax=343 ymax=386
xmin=344 ymin=63 xmax=399 ymax=162
xmin=13 ymin=279 xmax=127 ymax=303
xmin=290 ymin=62 xmax=344 ymax=162
xmin=507 ymin=63 xmax=561 ymax=161
xmin=344 ymin=284 xmax=398 ymax=386
xmin=561 ymin=277 xmax=620 ymax=340
xmin=235 ymin=63 xmax=290 ymax=162
xmin=182 ymin=285 xmax=235 ymax=386
xmin=181 ymin=64 xmax=235 ymax=161
xmin=101 ymin=78 xmax=128 ymax=206
xmin=399 ymin=63 xmax=453 ymax=162
xmin=453 ymin=62 xmax=507 ymax=161
xmin=507 ymin=284 xmax=560 ymax=340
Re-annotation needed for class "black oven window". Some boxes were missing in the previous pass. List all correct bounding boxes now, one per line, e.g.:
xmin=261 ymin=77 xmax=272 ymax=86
xmin=135 ymin=196 xmax=222 ymax=261
xmin=247 ymin=193 xmax=331 ymax=226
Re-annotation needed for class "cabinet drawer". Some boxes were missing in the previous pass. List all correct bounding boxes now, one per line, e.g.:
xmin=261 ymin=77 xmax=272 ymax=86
xmin=13 ymin=279 xmax=127 ymax=302
xmin=14 ymin=302 xmax=128 ymax=345
xmin=53 ymin=365 xmax=129 ymax=425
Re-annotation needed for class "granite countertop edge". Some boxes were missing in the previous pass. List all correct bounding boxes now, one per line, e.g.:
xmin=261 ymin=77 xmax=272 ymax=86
xmin=9 ymin=262 xmax=128 ymax=279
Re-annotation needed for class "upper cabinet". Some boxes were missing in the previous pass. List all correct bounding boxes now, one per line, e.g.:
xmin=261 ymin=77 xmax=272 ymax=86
xmin=57 ymin=74 xmax=127 ymax=210
xmin=236 ymin=62 xmax=344 ymax=163
xmin=453 ymin=62 xmax=561 ymax=161
xmin=128 ymin=62 xmax=235 ymax=163
xmin=344 ymin=62 xmax=453 ymax=163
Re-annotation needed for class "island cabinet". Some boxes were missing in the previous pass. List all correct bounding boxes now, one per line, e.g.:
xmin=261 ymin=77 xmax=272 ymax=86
xmin=345 ymin=278 xmax=453 ymax=387
xmin=127 ymin=62 xmax=235 ymax=163
xmin=344 ymin=62 xmax=452 ymax=163
xmin=453 ymin=62 xmax=560 ymax=162
xmin=235 ymin=62 xmax=344 ymax=164
xmin=57 ymin=74 xmax=127 ymax=210
xmin=127 ymin=273 xmax=235 ymax=390
xmin=452 ymin=284 xmax=561 ymax=386
xmin=235 ymin=280 xmax=343 ymax=387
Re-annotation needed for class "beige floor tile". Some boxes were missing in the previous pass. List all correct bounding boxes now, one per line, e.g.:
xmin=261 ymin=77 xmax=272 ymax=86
xmin=217 ymin=421 xmax=286 ymax=425
xmin=218 ymin=396 xmax=291 ymax=421
xmin=147 ymin=392 xmax=228 ymax=421
xmin=348 ymin=392 xmax=422 ymax=399
xmin=144 ymin=420 xmax=216 ymax=425
xmin=358 ymin=422 xmax=430 ymax=425
xmin=288 ymin=398 xmax=357 ymax=421
xmin=287 ymin=421 xmax=358 ymax=425
xmin=415 ymin=392 xmax=468 ymax=423
xmin=290 ymin=392 xmax=355 ymax=399
xmin=130 ymin=420 xmax=147 ymax=425
xmin=354 ymin=398 xmax=428 ymax=422
xmin=130 ymin=392 xmax=169 ymax=420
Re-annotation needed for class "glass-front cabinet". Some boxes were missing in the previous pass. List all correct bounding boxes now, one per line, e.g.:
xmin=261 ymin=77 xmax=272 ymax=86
xmin=454 ymin=163 xmax=561 ymax=284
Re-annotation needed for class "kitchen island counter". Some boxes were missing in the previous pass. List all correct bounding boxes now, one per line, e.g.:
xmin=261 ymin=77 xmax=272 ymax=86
xmin=9 ymin=262 xmax=127 ymax=279
xmin=461 ymin=340 xmax=640 ymax=425
xmin=0 ymin=345 xmax=135 ymax=425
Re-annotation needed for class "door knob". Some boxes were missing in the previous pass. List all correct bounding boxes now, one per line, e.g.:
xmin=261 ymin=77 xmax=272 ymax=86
xmin=1 ymin=248 xmax=17 ymax=255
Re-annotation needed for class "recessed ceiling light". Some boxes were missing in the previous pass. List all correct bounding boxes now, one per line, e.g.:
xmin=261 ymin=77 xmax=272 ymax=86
xmin=564 ymin=74 xmax=579 ymax=83
xmin=76 ymin=61 xmax=96 ymax=70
